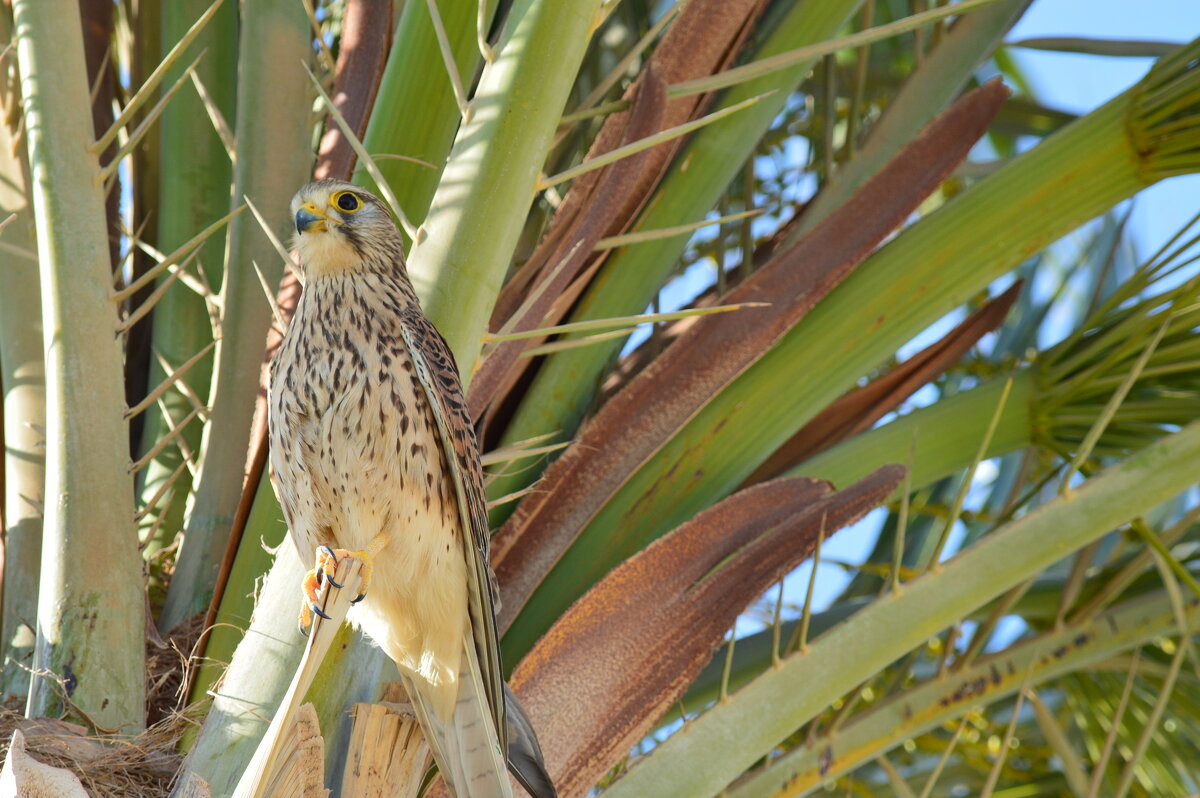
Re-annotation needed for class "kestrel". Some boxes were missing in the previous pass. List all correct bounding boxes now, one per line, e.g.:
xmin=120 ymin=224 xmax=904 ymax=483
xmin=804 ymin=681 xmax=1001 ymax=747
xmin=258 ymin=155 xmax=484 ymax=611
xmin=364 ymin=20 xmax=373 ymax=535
xmin=269 ymin=179 xmax=554 ymax=798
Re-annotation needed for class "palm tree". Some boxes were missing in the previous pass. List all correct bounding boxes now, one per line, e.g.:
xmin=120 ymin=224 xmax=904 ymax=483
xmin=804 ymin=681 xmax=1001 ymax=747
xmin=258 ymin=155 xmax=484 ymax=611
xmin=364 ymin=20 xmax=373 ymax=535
xmin=1 ymin=0 xmax=1199 ymax=795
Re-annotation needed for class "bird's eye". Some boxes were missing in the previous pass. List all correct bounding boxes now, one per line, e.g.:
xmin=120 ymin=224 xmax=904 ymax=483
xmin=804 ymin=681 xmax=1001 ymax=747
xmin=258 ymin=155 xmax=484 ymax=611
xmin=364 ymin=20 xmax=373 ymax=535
xmin=333 ymin=191 xmax=361 ymax=213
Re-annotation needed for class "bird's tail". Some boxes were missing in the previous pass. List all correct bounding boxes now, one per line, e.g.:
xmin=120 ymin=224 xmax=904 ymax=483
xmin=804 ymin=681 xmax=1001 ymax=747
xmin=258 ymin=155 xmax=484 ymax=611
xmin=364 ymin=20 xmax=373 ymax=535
xmin=408 ymin=635 xmax=513 ymax=798
xmin=503 ymin=683 xmax=557 ymax=798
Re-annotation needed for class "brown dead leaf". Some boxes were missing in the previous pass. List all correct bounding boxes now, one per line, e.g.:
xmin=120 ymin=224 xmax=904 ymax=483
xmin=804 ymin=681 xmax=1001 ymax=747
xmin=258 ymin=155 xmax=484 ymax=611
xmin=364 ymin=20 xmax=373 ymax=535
xmin=478 ymin=0 xmax=770 ymax=432
xmin=509 ymin=466 xmax=904 ymax=798
xmin=488 ymin=0 xmax=768 ymax=330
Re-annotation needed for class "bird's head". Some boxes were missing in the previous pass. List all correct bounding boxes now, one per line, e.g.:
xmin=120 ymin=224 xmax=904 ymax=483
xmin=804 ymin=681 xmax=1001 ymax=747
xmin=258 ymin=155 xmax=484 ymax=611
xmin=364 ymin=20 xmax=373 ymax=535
xmin=290 ymin=179 xmax=405 ymax=279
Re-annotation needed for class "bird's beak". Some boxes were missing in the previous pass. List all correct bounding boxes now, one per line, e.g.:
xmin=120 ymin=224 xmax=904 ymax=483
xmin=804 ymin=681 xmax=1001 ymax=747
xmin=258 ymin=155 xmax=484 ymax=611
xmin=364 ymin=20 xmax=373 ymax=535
xmin=295 ymin=203 xmax=327 ymax=234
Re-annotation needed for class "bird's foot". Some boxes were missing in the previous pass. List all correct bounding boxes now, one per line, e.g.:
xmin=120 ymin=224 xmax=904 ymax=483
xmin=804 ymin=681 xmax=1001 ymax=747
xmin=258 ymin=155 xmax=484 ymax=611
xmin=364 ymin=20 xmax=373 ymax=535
xmin=297 ymin=536 xmax=387 ymax=636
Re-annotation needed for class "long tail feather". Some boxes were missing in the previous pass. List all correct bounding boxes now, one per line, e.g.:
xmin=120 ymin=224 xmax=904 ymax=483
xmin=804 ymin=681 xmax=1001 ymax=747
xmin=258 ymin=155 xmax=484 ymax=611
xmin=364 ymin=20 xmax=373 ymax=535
xmin=503 ymin=683 xmax=557 ymax=798
xmin=408 ymin=637 xmax=512 ymax=798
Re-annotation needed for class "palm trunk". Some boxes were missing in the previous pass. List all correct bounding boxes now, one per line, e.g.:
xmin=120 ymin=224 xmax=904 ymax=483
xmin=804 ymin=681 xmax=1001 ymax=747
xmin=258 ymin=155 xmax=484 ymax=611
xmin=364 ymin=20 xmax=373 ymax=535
xmin=0 ymin=25 xmax=44 ymax=701
xmin=14 ymin=0 xmax=144 ymax=732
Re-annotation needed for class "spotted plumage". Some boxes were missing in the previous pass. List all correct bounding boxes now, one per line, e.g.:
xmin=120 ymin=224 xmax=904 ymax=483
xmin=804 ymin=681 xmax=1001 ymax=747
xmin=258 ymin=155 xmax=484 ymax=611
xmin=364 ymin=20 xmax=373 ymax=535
xmin=268 ymin=180 xmax=554 ymax=798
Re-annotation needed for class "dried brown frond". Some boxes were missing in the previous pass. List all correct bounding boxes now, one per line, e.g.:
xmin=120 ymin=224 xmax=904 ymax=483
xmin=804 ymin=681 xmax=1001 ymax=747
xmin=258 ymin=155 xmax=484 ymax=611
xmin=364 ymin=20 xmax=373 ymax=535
xmin=146 ymin=610 xmax=205 ymax=726
xmin=0 ymin=710 xmax=188 ymax=797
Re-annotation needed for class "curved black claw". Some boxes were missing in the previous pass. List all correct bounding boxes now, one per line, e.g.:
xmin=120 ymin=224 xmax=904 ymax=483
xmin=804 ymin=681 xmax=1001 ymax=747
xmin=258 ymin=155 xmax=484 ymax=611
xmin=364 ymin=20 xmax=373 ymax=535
xmin=351 ymin=593 xmax=366 ymax=605
xmin=319 ymin=546 xmax=344 ymax=587
xmin=298 ymin=619 xmax=309 ymax=637
xmin=311 ymin=603 xmax=331 ymax=620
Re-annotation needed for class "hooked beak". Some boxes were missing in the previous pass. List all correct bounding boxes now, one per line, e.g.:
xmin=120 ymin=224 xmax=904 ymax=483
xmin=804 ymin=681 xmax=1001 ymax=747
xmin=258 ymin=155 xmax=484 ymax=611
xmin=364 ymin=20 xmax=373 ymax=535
xmin=295 ymin=204 xmax=327 ymax=234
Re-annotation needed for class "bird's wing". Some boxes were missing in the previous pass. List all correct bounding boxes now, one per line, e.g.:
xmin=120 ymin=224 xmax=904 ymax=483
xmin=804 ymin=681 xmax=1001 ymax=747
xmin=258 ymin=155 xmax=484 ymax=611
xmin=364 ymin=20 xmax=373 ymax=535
xmin=397 ymin=309 xmax=506 ymax=742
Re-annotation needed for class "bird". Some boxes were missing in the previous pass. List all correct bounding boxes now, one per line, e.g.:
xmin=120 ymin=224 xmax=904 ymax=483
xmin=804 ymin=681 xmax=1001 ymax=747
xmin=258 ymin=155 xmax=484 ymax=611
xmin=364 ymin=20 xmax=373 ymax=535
xmin=268 ymin=179 xmax=555 ymax=798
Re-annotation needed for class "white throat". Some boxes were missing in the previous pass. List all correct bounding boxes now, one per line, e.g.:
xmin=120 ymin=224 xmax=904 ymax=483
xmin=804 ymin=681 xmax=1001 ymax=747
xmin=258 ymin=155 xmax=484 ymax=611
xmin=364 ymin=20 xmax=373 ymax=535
xmin=295 ymin=229 xmax=361 ymax=278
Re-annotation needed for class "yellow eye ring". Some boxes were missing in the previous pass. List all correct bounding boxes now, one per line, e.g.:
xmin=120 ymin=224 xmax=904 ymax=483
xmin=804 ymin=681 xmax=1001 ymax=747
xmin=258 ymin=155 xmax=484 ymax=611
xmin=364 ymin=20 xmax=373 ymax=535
xmin=332 ymin=191 xmax=362 ymax=213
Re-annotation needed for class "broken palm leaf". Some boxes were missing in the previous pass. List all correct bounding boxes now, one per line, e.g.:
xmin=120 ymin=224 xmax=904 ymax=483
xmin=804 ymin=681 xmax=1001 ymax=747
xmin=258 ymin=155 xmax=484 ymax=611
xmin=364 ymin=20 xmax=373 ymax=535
xmin=230 ymin=558 xmax=362 ymax=798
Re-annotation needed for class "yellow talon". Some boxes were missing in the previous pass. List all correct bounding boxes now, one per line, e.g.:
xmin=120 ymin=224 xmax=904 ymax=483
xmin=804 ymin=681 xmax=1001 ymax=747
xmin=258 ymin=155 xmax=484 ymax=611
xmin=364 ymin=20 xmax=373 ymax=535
xmin=298 ymin=563 xmax=330 ymax=636
xmin=298 ymin=534 xmax=389 ymax=635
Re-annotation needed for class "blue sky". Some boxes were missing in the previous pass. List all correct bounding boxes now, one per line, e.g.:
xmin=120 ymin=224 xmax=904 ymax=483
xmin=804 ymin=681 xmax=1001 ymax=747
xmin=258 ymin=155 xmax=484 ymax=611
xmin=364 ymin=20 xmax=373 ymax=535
xmin=1010 ymin=1 xmax=1200 ymax=255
